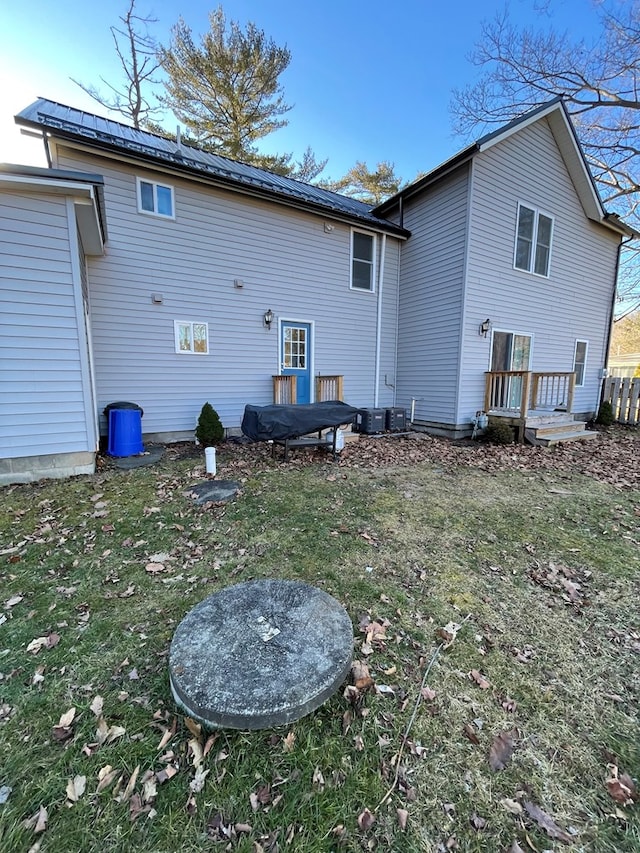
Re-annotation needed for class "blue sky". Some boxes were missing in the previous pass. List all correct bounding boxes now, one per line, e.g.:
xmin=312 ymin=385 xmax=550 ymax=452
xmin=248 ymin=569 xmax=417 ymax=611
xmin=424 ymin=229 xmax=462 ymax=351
xmin=0 ymin=0 xmax=605 ymax=180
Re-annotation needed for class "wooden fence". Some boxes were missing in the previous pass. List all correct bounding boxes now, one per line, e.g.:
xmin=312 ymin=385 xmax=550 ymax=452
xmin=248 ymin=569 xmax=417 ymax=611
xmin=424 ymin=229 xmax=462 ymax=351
xmin=602 ymin=376 xmax=640 ymax=424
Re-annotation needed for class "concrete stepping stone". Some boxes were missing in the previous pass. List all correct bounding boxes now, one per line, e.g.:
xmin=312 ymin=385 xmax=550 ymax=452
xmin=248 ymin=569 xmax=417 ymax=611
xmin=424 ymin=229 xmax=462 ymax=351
xmin=186 ymin=480 xmax=240 ymax=505
xmin=169 ymin=579 xmax=353 ymax=729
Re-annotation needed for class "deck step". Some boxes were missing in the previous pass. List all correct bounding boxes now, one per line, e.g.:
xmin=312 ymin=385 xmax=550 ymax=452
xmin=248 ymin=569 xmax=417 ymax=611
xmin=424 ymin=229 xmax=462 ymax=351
xmin=529 ymin=419 xmax=589 ymax=437
xmin=524 ymin=428 xmax=598 ymax=447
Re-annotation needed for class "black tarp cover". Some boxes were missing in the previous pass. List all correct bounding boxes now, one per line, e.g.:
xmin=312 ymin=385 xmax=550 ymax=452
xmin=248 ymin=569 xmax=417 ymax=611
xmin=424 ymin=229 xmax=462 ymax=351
xmin=241 ymin=401 xmax=359 ymax=442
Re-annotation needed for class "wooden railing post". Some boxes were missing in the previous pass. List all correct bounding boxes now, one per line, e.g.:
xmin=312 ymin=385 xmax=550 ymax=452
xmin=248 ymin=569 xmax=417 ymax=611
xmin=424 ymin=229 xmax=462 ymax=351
xmin=566 ymin=373 xmax=575 ymax=414
xmin=484 ymin=373 xmax=492 ymax=412
xmin=519 ymin=372 xmax=532 ymax=442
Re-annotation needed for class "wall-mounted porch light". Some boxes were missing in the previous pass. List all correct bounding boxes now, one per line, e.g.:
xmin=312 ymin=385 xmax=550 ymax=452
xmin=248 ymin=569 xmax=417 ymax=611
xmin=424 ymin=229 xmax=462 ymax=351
xmin=263 ymin=308 xmax=274 ymax=330
xmin=479 ymin=318 xmax=491 ymax=338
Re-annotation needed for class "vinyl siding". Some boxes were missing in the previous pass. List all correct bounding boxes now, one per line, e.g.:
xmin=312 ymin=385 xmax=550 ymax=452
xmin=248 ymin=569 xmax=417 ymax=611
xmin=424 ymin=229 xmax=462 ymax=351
xmin=55 ymin=146 xmax=401 ymax=434
xmin=0 ymin=191 xmax=92 ymax=457
xmin=459 ymin=117 xmax=620 ymax=421
xmin=395 ymin=166 xmax=470 ymax=424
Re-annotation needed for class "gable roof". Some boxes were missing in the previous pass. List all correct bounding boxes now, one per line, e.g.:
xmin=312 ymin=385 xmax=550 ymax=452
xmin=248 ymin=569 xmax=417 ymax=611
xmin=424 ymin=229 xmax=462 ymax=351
xmin=374 ymin=98 xmax=638 ymax=239
xmin=15 ymin=98 xmax=409 ymax=239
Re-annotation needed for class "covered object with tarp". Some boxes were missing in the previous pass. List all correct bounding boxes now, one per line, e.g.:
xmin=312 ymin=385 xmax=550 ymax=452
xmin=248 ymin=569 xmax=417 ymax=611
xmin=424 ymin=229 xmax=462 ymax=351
xmin=241 ymin=401 xmax=359 ymax=442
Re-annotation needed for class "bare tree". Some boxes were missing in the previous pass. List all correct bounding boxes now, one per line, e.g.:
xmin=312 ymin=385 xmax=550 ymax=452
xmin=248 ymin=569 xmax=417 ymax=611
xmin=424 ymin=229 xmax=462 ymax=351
xmin=451 ymin=1 xmax=639 ymax=314
xmin=73 ymin=0 xmax=161 ymax=129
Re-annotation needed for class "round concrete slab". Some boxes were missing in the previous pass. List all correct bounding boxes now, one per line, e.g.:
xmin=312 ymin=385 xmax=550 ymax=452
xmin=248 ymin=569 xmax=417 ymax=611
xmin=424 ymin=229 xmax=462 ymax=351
xmin=169 ymin=579 xmax=354 ymax=729
xmin=187 ymin=480 xmax=240 ymax=505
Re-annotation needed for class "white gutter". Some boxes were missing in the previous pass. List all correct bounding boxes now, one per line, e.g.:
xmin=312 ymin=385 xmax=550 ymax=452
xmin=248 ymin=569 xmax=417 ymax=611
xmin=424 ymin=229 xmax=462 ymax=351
xmin=374 ymin=234 xmax=387 ymax=407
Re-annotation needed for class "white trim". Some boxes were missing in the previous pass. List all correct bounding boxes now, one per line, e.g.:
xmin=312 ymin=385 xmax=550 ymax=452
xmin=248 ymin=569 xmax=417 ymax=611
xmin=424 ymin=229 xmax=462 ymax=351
xmin=374 ymin=234 xmax=387 ymax=406
xmin=350 ymin=227 xmax=377 ymax=292
xmin=66 ymin=197 xmax=98 ymax=452
xmin=514 ymin=202 xmax=554 ymax=278
xmin=573 ymin=339 xmax=589 ymax=387
xmin=136 ymin=176 xmax=175 ymax=219
xmin=174 ymin=320 xmax=209 ymax=354
xmin=277 ymin=318 xmax=315 ymax=402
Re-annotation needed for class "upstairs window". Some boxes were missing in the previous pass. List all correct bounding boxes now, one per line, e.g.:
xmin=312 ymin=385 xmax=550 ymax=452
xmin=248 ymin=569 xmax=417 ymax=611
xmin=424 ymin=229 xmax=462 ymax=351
xmin=137 ymin=178 xmax=174 ymax=218
xmin=574 ymin=339 xmax=588 ymax=387
xmin=351 ymin=229 xmax=375 ymax=291
xmin=514 ymin=203 xmax=553 ymax=277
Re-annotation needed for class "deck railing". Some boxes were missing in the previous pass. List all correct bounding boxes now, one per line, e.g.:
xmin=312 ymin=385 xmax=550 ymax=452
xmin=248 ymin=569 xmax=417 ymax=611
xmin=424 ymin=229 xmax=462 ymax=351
xmin=315 ymin=375 xmax=344 ymax=402
xmin=273 ymin=375 xmax=297 ymax=404
xmin=484 ymin=370 xmax=576 ymax=440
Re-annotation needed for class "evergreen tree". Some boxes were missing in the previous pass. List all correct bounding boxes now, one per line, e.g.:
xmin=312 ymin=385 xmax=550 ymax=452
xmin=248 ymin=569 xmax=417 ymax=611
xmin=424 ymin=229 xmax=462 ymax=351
xmin=158 ymin=7 xmax=292 ymax=161
xmin=326 ymin=161 xmax=402 ymax=206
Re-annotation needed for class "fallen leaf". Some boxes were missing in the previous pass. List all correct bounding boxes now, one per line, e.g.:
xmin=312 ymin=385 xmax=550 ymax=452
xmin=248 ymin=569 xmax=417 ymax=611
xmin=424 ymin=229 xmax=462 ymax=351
xmin=96 ymin=765 xmax=119 ymax=793
xmin=4 ymin=594 xmax=23 ymax=609
xmin=470 ymin=814 xmax=487 ymax=830
xmin=436 ymin=621 xmax=461 ymax=648
xmin=606 ymin=764 xmax=637 ymax=805
xmin=65 ymin=775 xmax=86 ymax=803
xmin=358 ymin=808 xmax=376 ymax=831
xmin=90 ymin=695 xmax=104 ymax=717
xmin=489 ymin=729 xmax=518 ymax=771
xmin=190 ymin=765 xmax=210 ymax=793
xmin=523 ymin=800 xmax=573 ymax=843
xmin=34 ymin=805 xmax=48 ymax=833
xmin=351 ymin=660 xmax=374 ymax=691
xmin=507 ymin=842 xmax=526 ymax=853
xmin=469 ymin=669 xmax=491 ymax=689
xmin=397 ymin=807 xmax=408 ymax=831
xmin=283 ymin=731 xmax=296 ymax=753
xmin=463 ymin=723 xmax=480 ymax=745
xmin=501 ymin=798 xmax=524 ymax=815
xmin=421 ymin=686 xmax=436 ymax=701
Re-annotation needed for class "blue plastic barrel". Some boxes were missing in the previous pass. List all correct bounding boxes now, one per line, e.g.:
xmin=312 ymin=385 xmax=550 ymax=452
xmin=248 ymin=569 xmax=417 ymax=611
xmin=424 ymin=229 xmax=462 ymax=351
xmin=105 ymin=402 xmax=144 ymax=457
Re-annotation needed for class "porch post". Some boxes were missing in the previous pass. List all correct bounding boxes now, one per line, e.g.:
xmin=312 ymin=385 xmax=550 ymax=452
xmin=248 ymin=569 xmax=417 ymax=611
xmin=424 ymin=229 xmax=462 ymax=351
xmin=519 ymin=371 xmax=532 ymax=443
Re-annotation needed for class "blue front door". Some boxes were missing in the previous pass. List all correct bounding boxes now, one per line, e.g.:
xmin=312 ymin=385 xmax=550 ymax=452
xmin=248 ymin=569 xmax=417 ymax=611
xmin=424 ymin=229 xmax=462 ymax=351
xmin=280 ymin=321 xmax=312 ymax=403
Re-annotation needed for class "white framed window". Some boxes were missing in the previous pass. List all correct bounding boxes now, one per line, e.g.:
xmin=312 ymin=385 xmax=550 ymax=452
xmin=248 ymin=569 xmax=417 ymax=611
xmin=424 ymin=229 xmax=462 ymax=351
xmin=514 ymin=203 xmax=553 ymax=277
xmin=174 ymin=320 xmax=208 ymax=354
xmin=350 ymin=229 xmax=376 ymax=291
xmin=574 ymin=339 xmax=588 ymax=387
xmin=137 ymin=177 xmax=175 ymax=218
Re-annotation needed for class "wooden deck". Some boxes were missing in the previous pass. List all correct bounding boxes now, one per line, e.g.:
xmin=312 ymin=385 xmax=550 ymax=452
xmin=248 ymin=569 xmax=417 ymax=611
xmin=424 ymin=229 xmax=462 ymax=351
xmin=484 ymin=370 xmax=595 ymax=445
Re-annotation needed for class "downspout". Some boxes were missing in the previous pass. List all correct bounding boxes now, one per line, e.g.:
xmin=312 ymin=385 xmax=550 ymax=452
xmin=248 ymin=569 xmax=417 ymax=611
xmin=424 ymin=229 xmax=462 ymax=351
xmin=374 ymin=234 xmax=387 ymax=407
xmin=600 ymin=234 xmax=634 ymax=409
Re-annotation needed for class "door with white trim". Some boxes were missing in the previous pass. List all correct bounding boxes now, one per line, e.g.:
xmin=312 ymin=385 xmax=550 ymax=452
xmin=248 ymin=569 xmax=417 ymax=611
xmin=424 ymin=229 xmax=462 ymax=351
xmin=280 ymin=321 xmax=312 ymax=404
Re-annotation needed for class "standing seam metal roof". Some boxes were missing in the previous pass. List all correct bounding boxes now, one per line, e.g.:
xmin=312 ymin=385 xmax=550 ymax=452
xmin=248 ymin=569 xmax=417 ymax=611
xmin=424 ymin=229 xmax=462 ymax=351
xmin=15 ymin=99 xmax=409 ymax=237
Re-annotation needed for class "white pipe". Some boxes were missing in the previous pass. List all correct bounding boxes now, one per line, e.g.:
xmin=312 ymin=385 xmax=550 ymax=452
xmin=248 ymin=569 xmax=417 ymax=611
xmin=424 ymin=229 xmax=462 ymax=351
xmin=374 ymin=234 xmax=387 ymax=407
xmin=205 ymin=446 xmax=217 ymax=476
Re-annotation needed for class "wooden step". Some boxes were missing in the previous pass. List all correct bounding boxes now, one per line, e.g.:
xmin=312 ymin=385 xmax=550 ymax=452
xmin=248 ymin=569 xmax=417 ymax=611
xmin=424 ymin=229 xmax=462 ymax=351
xmin=524 ymin=428 xmax=598 ymax=447
xmin=529 ymin=419 xmax=589 ymax=437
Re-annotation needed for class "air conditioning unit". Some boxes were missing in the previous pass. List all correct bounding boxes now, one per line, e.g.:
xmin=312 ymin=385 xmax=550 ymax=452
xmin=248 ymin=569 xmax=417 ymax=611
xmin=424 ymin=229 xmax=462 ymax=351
xmin=385 ymin=407 xmax=407 ymax=431
xmin=354 ymin=408 xmax=385 ymax=435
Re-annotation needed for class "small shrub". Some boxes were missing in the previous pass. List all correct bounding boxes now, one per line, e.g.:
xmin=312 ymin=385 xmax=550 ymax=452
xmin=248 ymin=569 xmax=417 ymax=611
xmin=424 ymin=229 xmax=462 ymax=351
xmin=596 ymin=400 xmax=615 ymax=426
xmin=485 ymin=421 xmax=514 ymax=445
xmin=195 ymin=402 xmax=224 ymax=446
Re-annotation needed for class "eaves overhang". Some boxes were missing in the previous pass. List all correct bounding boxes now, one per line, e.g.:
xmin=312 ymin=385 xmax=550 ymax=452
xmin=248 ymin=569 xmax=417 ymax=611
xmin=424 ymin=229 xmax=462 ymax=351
xmin=15 ymin=100 xmax=410 ymax=240
xmin=0 ymin=164 xmax=106 ymax=254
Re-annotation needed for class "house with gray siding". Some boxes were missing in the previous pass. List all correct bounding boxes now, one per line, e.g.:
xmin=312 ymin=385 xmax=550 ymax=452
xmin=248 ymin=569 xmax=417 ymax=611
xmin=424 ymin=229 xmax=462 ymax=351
xmin=0 ymin=97 xmax=635 ymax=483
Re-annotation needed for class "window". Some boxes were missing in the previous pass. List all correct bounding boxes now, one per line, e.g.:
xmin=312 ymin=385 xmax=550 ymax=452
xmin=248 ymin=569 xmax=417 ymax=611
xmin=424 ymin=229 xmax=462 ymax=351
xmin=514 ymin=204 xmax=553 ymax=277
xmin=574 ymin=340 xmax=588 ymax=387
xmin=137 ymin=178 xmax=174 ymax=218
xmin=174 ymin=321 xmax=208 ymax=354
xmin=351 ymin=229 xmax=375 ymax=291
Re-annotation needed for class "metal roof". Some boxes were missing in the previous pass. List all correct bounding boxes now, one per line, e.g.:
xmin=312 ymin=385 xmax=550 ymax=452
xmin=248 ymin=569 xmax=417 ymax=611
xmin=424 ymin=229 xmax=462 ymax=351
xmin=15 ymin=99 xmax=409 ymax=238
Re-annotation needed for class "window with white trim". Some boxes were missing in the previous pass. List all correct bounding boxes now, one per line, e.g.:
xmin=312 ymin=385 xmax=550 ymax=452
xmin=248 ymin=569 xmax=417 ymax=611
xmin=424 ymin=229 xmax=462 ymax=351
xmin=137 ymin=178 xmax=174 ymax=218
xmin=514 ymin=203 xmax=553 ymax=277
xmin=574 ymin=339 xmax=588 ymax=387
xmin=350 ymin=229 xmax=375 ymax=291
xmin=174 ymin=321 xmax=208 ymax=354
